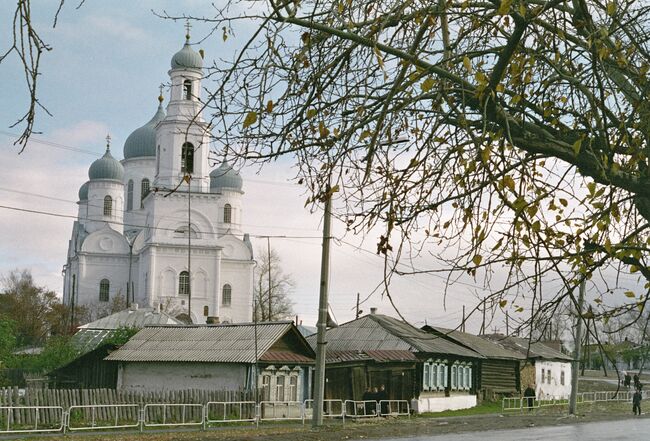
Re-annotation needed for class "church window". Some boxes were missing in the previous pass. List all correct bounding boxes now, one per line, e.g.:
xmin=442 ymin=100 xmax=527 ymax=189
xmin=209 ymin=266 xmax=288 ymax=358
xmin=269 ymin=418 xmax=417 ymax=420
xmin=181 ymin=143 xmax=194 ymax=174
xmin=203 ymin=305 xmax=209 ymax=316
xmin=224 ymin=204 xmax=232 ymax=224
xmin=222 ymin=284 xmax=232 ymax=306
xmin=174 ymin=225 xmax=198 ymax=238
xmin=183 ymin=80 xmax=192 ymax=100
xmin=141 ymin=178 xmax=150 ymax=208
xmin=179 ymin=271 xmax=190 ymax=296
xmin=103 ymin=196 xmax=112 ymax=216
xmin=99 ymin=279 xmax=110 ymax=302
xmin=127 ymin=180 xmax=134 ymax=211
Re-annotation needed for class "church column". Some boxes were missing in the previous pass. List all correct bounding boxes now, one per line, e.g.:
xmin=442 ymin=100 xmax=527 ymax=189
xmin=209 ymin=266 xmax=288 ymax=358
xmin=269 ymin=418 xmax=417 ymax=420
xmin=147 ymin=247 xmax=157 ymax=308
xmin=213 ymin=249 xmax=221 ymax=320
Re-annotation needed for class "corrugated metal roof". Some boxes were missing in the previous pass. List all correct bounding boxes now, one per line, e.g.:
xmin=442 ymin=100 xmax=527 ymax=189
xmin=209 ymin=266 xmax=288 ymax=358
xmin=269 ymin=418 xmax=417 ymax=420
xmin=481 ymin=335 xmax=573 ymax=361
xmin=71 ymin=329 xmax=119 ymax=354
xmin=324 ymin=350 xmax=417 ymax=364
xmin=423 ymin=326 xmax=525 ymax=360
xmin=106 ymin=322 xmax=313 ymax=363
xmin=79 ymin=307 xmax=182 ymax=330
xmin=306 ymin=315 xmax=483 ymax=359
xmin=259 ymin=351 xmax=314 ymax=363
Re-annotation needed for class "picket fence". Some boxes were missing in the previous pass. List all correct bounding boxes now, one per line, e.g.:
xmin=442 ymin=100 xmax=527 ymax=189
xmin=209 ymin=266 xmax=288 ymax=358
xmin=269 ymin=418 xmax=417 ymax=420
xmin=0 ymin=387 xmax=253 ymax=427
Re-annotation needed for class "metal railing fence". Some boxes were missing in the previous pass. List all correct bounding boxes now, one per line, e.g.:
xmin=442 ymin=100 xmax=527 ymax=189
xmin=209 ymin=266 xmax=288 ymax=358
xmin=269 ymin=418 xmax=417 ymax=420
xmin=502 ymin=390 xmax=646 ymax=412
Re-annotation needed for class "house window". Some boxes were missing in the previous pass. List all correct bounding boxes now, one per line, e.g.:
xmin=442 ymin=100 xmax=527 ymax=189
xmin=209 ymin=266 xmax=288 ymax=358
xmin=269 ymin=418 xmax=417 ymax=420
xmin=261 ymin=375 xmax=271 ymax=401
xmin=141 ymin=178 xmax=150 ymax=208
xmin=547 ymin=370 xmax=551 ymax=384
xmin=439 ymin=363 xmax=447 ymax=388
xmin=203 ymin=305 xmax=209 ymax=316
xmin=103 ymin=195 xmax=112 ymax=216
xmin=181 ymin=142 xmax=194 ymax=174
xmin=99 ymin=279 xmax=109 ymax=302
xmin=276 ymin=375 xmax=285 ymax=401
xmin=184 ymin=80 xmax=192 ymax=100
xmin=451 ymin=365 xmax=457 ymax=390
xmin=561 ymin=371 xmax=565 ymax=386
xmin=222 ymin=284 xmax=232 ymax=306
xmin=179 ymin=271 xmax=190 ymax=295
xmin=423 ymin=363 xmax=431 ymax=390
xmin=541 ymin=368 xmax=545 ymax=385
xmin=289 ymin=376 xmax=298 ymax=401
xmin=224 ymin=204 xmax=232 ymax=224
xmin=127 ymin=180 xmax=134 ymax=211
xmin=423 ymin=360 xmax=449 ymax=391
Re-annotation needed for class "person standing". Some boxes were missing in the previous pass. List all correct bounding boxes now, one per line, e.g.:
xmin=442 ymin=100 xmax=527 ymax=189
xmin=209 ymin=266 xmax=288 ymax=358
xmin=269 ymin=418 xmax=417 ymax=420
xmin=624 ymin=371 xmax=631 ymax=389
xmin=634 ymin=373 xmax=641 ymax=390
xmin=633 ymin=388 xmax=642 ymax=415
xmin=378 ymin=384 xmax=389 ymax=416
xmin=523 ymin=385 xmax=536 ymax=411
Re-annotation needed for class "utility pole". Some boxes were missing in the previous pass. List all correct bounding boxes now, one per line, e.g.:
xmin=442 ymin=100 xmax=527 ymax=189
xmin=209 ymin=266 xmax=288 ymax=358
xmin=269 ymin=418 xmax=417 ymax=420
xmin=187 ymin=174 xmax=192 ymax=323
xmin=313 ymin=188 xmax=332 ymax=428
xmin=355 ymin=293 xmax=361 ymax=319
xmin=506 ymin=312 xmax=510 ymax=336
xmin=462 ymin=305 xmax=465 ymax=332
xmin=267 ymin=237 xmax=272 ymax=321
xmin=569 ymin=279 xmax=586 ymax=415
xmin=480 ymin=301 xmax=486 ymax=335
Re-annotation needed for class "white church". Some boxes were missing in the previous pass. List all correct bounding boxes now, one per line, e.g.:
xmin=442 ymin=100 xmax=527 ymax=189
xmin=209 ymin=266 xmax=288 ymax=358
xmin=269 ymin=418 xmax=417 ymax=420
xmin=62 ymin=32 xmax=254 ymax=324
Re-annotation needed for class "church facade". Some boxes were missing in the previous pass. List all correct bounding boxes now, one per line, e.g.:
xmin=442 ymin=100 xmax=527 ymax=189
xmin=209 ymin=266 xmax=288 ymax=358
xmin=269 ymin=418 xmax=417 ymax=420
xmin=62 ymin=33 xmax=254 ymax=324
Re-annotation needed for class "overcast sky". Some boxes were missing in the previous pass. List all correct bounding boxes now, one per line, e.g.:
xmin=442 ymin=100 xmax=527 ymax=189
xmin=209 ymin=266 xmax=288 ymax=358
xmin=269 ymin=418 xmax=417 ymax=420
xmin=0 ymin=1 xmax=588 ymax=333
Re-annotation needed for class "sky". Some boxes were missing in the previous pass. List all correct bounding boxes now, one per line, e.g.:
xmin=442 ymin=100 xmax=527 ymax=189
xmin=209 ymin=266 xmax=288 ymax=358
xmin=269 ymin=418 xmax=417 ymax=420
xmin=0 ymin=1 xmax=567 ymax=333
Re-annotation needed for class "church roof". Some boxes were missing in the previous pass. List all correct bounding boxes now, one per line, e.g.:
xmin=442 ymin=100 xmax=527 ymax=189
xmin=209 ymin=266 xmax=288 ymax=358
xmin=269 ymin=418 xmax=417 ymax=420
xmin=79 ymin=306 xmax=182 ymax=330
xmin=78 ymin=181 xmax=89 ymax=201
xmin=123 ymin=103 xmax=165 ymax=159
xmin=210 ymin=160 xmax=243 ymax=192
xmin=171 ymin=36 xmax=203 ymax=70
xmin=89 ymin=146 xmax=124 ymax=181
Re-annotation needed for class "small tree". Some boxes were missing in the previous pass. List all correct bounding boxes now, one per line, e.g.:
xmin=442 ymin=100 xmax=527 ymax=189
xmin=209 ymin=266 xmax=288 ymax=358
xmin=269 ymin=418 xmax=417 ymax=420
xmin=254 ymin=247 xmax=295 ymax=321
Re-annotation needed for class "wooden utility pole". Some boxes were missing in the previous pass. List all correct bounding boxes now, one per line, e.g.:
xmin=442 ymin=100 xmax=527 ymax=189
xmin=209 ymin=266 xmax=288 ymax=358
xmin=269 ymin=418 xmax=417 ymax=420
xmin=313 ymin=189 xmax=332 ymax=428
xmin=506 ymin=312 xmax=510 ymax=336
xmin=355 ymin=293 xmax=361 ymax=319
xmin=480 ymin=301 xmax=486 ymax=335
xmin=267 ymin=237 xmax=272 ymax=320
xmin=187 ymin=174 xmax=192 ymax=323
xmin=569 ymin=279 xmax=586 ymax=415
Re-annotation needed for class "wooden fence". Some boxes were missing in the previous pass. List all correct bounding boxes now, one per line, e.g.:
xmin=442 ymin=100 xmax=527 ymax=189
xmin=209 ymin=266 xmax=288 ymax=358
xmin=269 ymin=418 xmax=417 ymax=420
xmin=0 ymin=388 xmax=254 ymax=427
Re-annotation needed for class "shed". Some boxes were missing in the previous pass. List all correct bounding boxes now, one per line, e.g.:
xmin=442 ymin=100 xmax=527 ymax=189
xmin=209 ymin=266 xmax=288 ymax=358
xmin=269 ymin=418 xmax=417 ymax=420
xmin=106 ymin=322 xmax=315 ymax=400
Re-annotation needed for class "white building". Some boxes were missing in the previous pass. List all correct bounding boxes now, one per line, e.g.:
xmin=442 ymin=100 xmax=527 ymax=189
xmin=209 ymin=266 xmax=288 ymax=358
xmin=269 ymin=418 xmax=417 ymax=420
xmin=62 ymin=32 xmax=254 ymax=324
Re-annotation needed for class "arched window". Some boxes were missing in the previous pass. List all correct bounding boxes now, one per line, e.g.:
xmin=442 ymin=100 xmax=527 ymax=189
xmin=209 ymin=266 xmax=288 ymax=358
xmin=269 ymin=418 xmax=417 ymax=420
xmin=141 ymin=178 xmax=150 ymax=208
xmin=223 ymin=204 xmax=232 ymax=224
xmin=179 ymin=271 xmax=190 ymax=296
xmin=103 ymin=196 xmax=112 ymax=216
xmin=183 ymin=80 xmax=192 ymax=100
xmin=127 ymin=180 xmax=134 ymax=211
xmin=222 ymin=284 xmax=232 ymax=306
xmin=203 ymin=305 xmax=209 ymax=316
xmin=99 ymin=279 xmax=110 ymax=302
xmin=181 ymin=142 xmax=194 ymax=174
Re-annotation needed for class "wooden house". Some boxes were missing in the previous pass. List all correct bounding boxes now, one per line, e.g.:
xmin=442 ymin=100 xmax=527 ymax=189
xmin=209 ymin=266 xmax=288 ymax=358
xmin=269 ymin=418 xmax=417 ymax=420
xmin=307 ymin=313 xmax=484 ymax=413
xmin=106 ymin=321 xmax=315 ymax=401
xmin=422 ymin=325 xmax=525 ymax=399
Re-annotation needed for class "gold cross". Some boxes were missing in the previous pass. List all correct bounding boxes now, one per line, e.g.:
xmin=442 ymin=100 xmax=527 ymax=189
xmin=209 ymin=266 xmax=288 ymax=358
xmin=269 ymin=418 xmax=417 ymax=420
xmin=106 ymin=133 xmax=111 ymax=148
xmin=185 ymin=20 xmax=192 ymax=40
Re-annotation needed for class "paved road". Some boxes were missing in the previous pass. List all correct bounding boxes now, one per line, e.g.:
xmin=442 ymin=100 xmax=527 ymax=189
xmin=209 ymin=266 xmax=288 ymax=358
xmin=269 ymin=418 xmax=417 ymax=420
xmin=381 ymin=418 xmax=650 ymax=441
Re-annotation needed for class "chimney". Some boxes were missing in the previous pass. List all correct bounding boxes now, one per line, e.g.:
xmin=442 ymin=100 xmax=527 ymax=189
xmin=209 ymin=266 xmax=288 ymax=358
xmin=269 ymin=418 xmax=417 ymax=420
xmin=206 ymin=316 xmax=220 ymax=325
xmin=370 ymin=307 xmax=377 ymax=315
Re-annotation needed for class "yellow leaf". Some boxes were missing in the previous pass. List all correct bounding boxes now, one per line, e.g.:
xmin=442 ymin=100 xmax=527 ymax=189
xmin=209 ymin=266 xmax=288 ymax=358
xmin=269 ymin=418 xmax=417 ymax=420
xmin=631 ymin=265 xmax=639 ymax=273
xmin=319 ymin=121 xmax=330 ymax=138
xmin=306 ymin=108 xmax=318 ymax=119
xmin=607 ymin=1 xmax=616 ymax=16
xmin=573 ymin=138 xmax=582 ymax=155
xmin=463 ymin=56 xmax=472 ymax=73
xmin=587 ymin=182 xmax=596 ymax=197
xmin=498 ymin=0 xmax=512 ymax=15
xmin=472 ymin=255 xmax=483 ymax=266
xmin=359 ymin=130 xmax=372 ymax=142
xmin=604 ymin=238 xmax=612 ymax=254
xmin=421 ymin=77 xmax=435 ymax=93
xmin=625 ymin=291 xmax=636 ymax=298
xmin=559 ymin=198 xmax=568 ymax=207
xmin=242 ymin=111 xmax=257 ymax=129
xmin=499 ymin=299 xmax=508 ymax=308
xmin=266 ymin=100 xmax=274 ymax=113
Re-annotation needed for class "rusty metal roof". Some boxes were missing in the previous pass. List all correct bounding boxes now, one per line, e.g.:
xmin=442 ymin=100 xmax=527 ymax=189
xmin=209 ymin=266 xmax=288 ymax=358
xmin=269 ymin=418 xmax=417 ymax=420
xmin=423 ymin=326 xmax=526 ymax=360
xmin=307 ymin=315 xmax=483 ymax=359
xmin=106 ymin=321 xmax=314 ymax=363
xmin=259 ymin=350 xmax=314 ymax=364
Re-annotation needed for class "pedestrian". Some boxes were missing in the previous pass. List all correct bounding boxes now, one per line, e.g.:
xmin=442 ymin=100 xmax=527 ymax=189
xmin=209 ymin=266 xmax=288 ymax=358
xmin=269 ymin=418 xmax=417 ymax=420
xmin=634 ymin=374 xmax=641 ymax=390
xmin=378 ymin=384 xmax=389 ymax=416
xmin=362 ymin=386 xmax=375 ymax=416
xmin=523 ymin=384 xmax=536 ymax=411
xmin=624 ymin=371 xmax=631 ymax=389
xmin=633 ymin=388 xmax=642 ymax=415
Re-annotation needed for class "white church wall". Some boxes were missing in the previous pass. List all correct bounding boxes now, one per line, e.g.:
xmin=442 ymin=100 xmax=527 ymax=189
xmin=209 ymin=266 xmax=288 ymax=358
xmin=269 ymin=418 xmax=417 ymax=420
xmin=122 ymin=157 xmax=155 ymax=230
xmin=536 ymin=361 xmax=572 ymax=399
xmin=76 ymin=254 xmax=130 ymax=309
xmin=219 ymin=260 xmax=254 ymax=323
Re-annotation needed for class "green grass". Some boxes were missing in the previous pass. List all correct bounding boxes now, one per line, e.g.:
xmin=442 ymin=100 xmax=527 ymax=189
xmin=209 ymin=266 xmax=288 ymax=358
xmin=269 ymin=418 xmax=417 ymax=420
xmin=417 ymin=401 xmax=503 ymax=418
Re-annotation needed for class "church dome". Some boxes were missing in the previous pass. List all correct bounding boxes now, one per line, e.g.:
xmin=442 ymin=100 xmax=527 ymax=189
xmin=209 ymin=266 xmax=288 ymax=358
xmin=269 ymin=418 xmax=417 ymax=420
xmin=210 ymin=161 xmax=243 ymax=192
xmin=78 ymin=181 xmax=89 ymax=201
xmin=123 ymin=103 xmax=165 ymax=159
xmin=89 ymin=146 xmax=124 ymax=181
xmin=171 ymin=37 xmax=203 ymax=70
